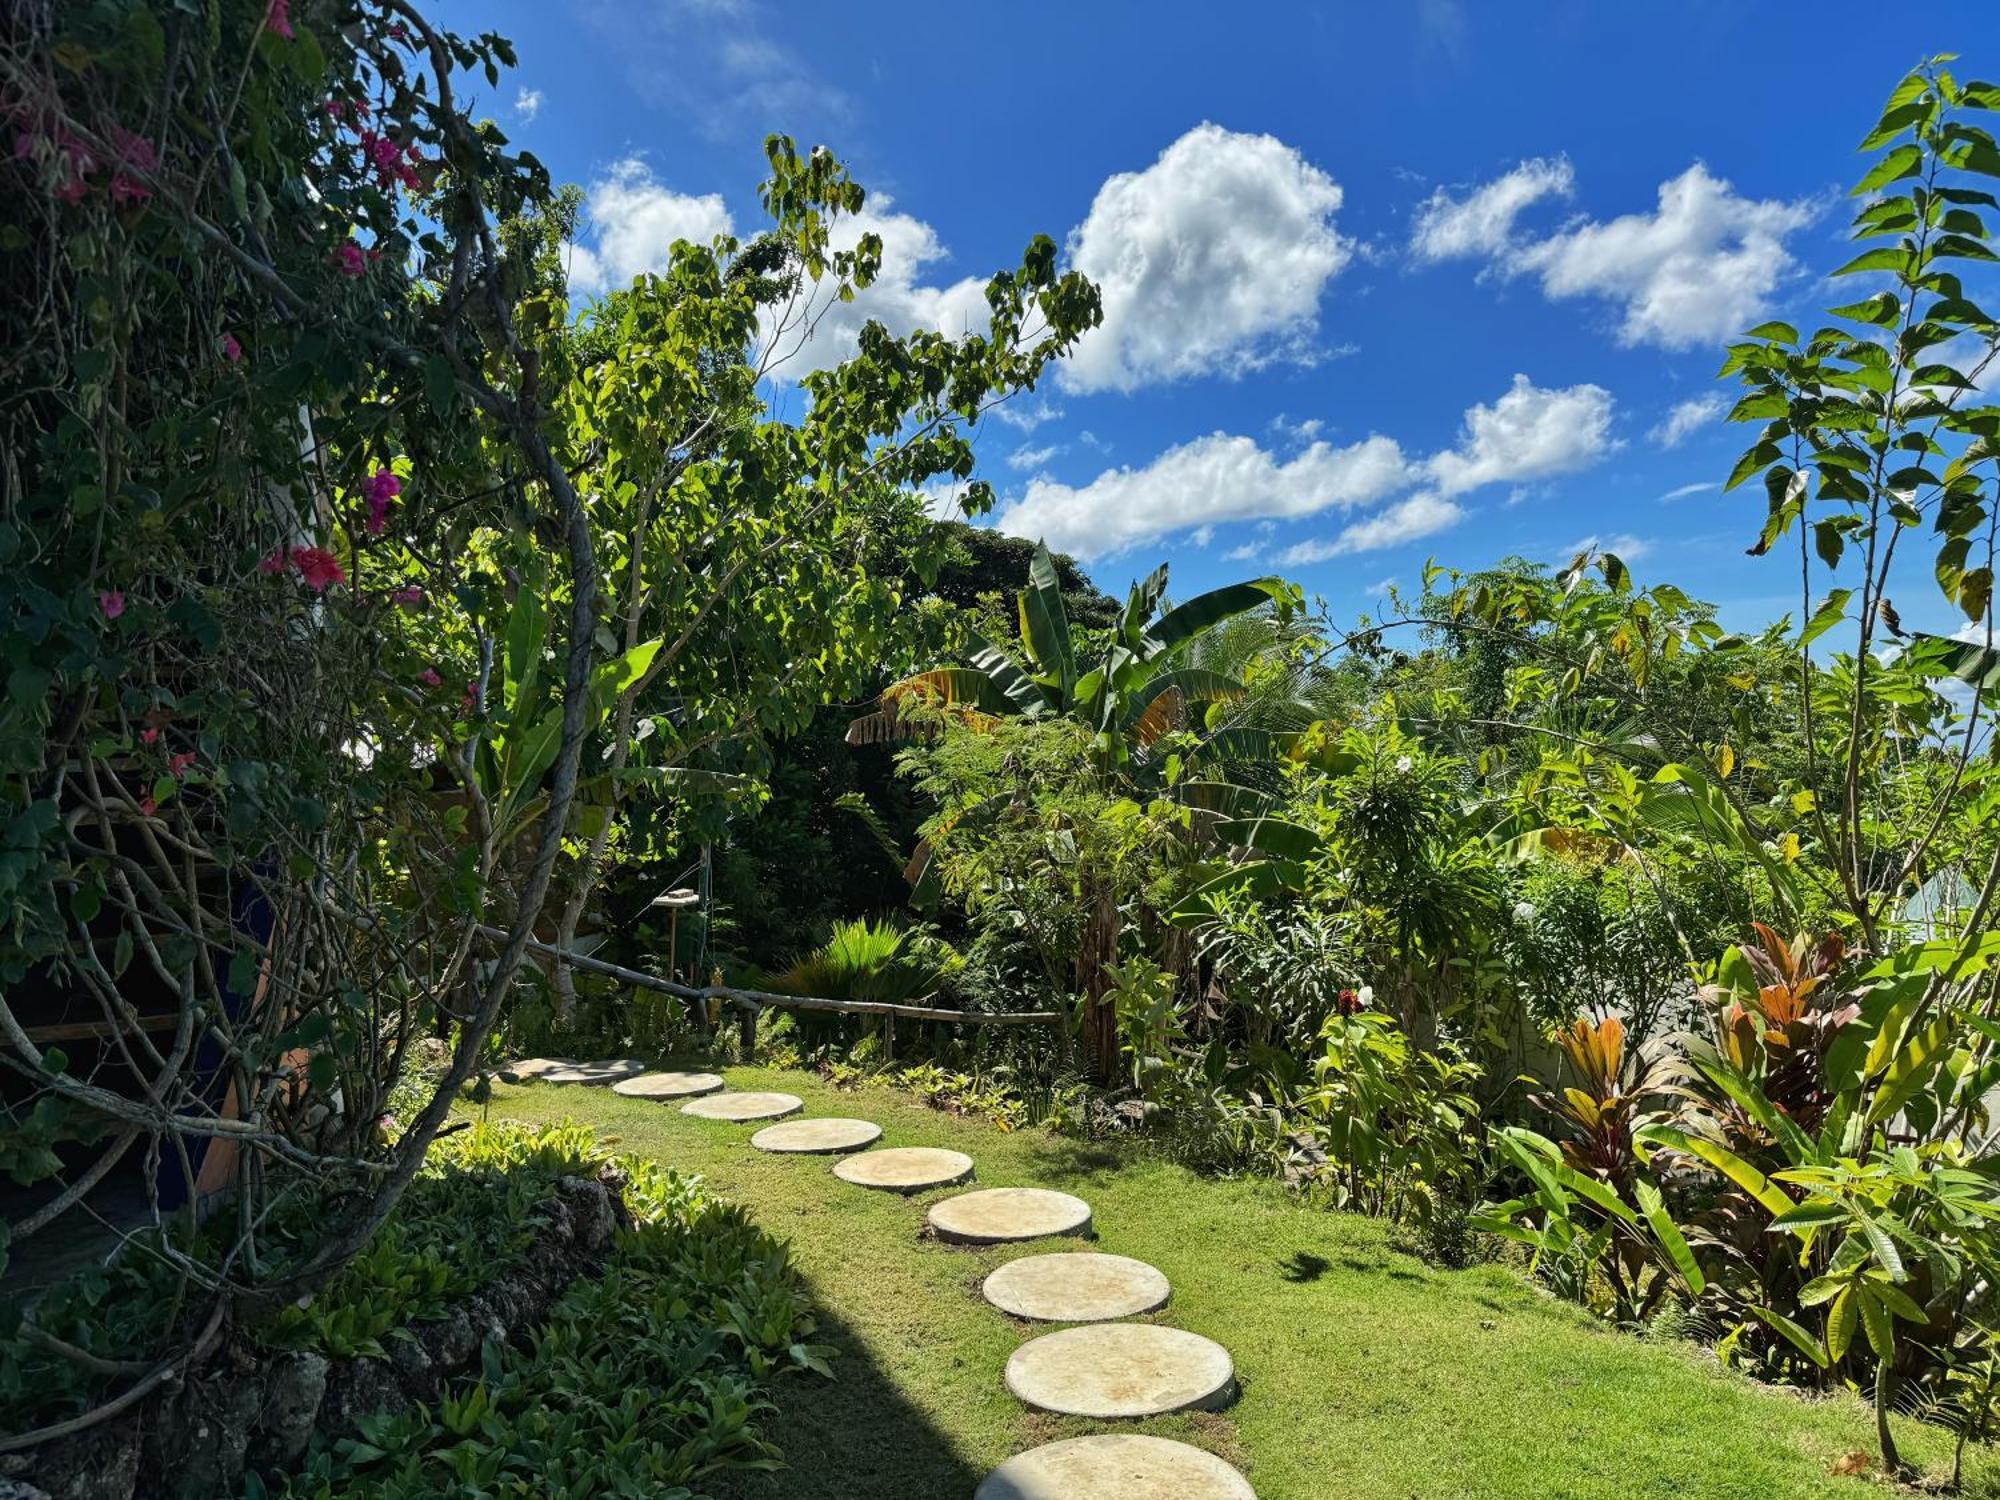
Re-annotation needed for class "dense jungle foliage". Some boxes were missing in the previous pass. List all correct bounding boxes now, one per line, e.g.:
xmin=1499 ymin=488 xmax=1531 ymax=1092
xmin=4 ymin=0 xmax=2000 ymax=1487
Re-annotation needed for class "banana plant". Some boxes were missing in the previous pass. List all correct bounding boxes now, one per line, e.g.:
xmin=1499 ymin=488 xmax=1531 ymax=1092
xmin=847 ymin=541 xmax=1294 ymax=776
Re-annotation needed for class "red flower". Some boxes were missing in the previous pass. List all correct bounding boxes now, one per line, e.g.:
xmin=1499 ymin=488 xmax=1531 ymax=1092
xmin=137 ymin=795 xmax=157 ymax=818
xmin=168 ymin=751 xmax=196 ymax=779
xmin=259 ymin=547 xmax=290 ymax=575
xmin=291 ymin=546 xmax=346 ymax=592
xmin=221 ymin=331 xmax=243 ymax=364
xmin=139 ymin=727 xmax=160 ymax=746
xmin=418 ymin=668 xmax=442 ymax=688
xmin=364 ymin=468 xmax=400 ymax=534
xmin=110 ymin=174 xmax=150 ymax=206
xmin=1335 ymin=988 xmax=1363 ymax=1016
xmin=98 ymin=589 xmax=125 ymax=619
xmin=265 ymin=0 xmax=294 ymax=41
xmin=332 ymin=241 xmax=366 ymax=277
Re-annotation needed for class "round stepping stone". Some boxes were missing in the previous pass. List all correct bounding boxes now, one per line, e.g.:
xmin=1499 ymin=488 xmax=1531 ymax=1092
xmin=535 ymin=1058 xmax=646 ymax=1085
xmin=751 ymin=1117 xmax=881 ymax=1154
xmin=611 ymin=1070 xmax=725 ymax=1100
xmin=928 ymin=1187 xmax=1091 ymax=1245
xmin=976 ymin=1435 xmax=1255 ymax=1500
xmin=680 ymin=1091 xmax=802 ymax=1122
xmin=500 ymin=1056 xmax=579 ymax=1080
xmin=1004 ymin=1323 xmax=1235 ymax=1418
xmin=982 ymin=1252 xmax=1170 ymax=1322
xmin=833 ymin=1147 xmax=974 ymax=1194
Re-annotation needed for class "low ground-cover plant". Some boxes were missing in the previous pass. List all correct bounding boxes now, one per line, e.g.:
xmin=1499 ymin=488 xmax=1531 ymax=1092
xmin=2 ymin=1120 xmax=782 ymax=1445
xmin=263 ymin=1143 xmax=822 ymax=1500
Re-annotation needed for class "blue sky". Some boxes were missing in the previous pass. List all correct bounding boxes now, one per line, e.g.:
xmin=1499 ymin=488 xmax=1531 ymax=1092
xmin=442 ymin=0 xmax=2000 ymax=636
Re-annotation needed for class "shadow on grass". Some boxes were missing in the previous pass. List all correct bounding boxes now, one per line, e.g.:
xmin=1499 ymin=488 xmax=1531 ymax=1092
xmin=1001 ymin=1136 xmax=1133 ymax=1186
xmin=707 ymin=1265 xmax=982 ymax=1500
xmin=1279 ymin=1250 xmax=1331 ymax=1283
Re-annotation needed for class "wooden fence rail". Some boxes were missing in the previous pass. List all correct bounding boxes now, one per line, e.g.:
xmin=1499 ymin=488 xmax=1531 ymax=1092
xmin=473 ymin=924 xmax=1066 ymax=1057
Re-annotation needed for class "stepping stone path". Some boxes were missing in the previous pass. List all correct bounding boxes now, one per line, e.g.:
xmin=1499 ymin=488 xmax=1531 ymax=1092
xmin=1005 ymin=1322 xmax=1235 ymax=1418
xmin=928 ymin=1186 xmax=1091 ymax=1245
xmin=611 ymin=1070 xmax=725 ymax=1100
xmin=528 ymin=1058 xmax=646 ymax=1085
xmin=513 ymin=1056 xmax=1254 ymax=1495
xmin=680 ymin=1090 xmax=802 ymax=1122
xmin=834 ymin=1146 xmax=975 ymax=1193
xmin=752 ymin=1117 xmax=881 ymax=1154
xmin=982 ymin=1252 xmax=1170 ymax=1323
xmin=974 ymin=1435 xmax=1256 ymax=1500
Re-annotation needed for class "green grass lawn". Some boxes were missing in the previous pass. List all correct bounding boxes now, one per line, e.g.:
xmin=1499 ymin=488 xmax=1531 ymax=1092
xmin=479 ymin=1065 xmax=1996 ymax=1500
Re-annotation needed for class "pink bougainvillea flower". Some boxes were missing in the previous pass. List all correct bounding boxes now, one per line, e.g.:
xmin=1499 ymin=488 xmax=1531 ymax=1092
xmin=107 ymin=128 xmax=156 ymax=173
xmin=418 ymin=668 xmax=442 ymax=688
xmin=139 ymin=727 xmax=161 ymax=746
xmin=258 ymin=547 xmax=289 ymax=575
xmin=265 ymin=0 xmax=294 ymax=41
xmin=98 ymin=589 xmax=125 ymax=619
xmin=363 ymin=467 xmax=400 ymax=534
xmin=138 ymin=795 xmax=157 ymax=818
xmin=110 ymin=173 xmax=151 ymax=206
xmin=221 ymin=331 xmax=243 ymax=364
xmin=332 ymin=241 xmax=366 ymax=277
xmin=291 ymin=546 xmax=346 ymax=592
xmin=391 ymin=585 xmax=425 ymax=609
xmin=168 ymin=751 xmax=196 ymax=779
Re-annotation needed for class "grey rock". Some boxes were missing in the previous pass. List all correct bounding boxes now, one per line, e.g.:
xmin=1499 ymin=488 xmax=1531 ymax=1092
xmin=249 ymin=1352 xmax=329 ymax=1470
xmin=170 ymin=1378 xmax=260 ymax=1500
xmin=316 ymin=1357 xmax=409 ymax=1440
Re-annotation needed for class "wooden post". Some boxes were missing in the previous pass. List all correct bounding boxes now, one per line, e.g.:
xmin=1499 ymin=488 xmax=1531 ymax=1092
xmin=883 ymin=1012 xmax=897 ymax=1063
xmin=737 ymin=999 xmax=758 ymax=1059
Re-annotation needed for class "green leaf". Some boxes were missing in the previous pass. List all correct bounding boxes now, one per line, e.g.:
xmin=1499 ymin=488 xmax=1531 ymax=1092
xmin=1211 ymin=815 xmax=1323 ymax=862
xmin=1148 ymin=578 xmax=1288 ymax=655
xmin=1744 ymin=320 xmax=1799 ymax=344
xmin=1852 ymin=144 xmax=1925 ymax=196
xmin=1637 ymin=1124 xmax=1794 ymax=1217
xmin=1750 ymin=1305 xmax=1830 ymax=1367
xmin=1018 ymin=542 xmax=1074 ymax=691
xmin=1907 ymin=629 xmax=2000 ymax=691
xmin=1827 ymin=1284 xmax=1858 ymax=1362
xmin=1800 ymin=589 xmax=1851 ymax=647
xmin=1636 ymin=1180 xmax=1705 ymax=1295
xmin=1831 ymin=246 xmax=1913 ymax=278
xmin=1858 ymin=1285 xmax=1896 ymax=1358
xmin=502 ymin=585 xmax=546 ymax=720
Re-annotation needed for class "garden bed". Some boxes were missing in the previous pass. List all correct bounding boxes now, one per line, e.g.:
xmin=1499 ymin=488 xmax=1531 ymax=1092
xmin=6 ymin=1123 xmax=818 ymax=1500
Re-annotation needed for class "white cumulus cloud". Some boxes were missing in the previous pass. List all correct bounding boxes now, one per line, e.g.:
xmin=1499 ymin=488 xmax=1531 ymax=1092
xmin=1416 ymin=160 xmax=1815 ymax=350
xmin=755 ymin=199 xmax=992 ymax=378
xmin=1511 ymin=165 xmax=1815 ymax=348
xmin=1411 ymin=156 xmax=1573 ymax=263
xmin=514 ymin=87 xmax=544 ymax=121
xmin=1424 ymin=373 xmax=1616 ymax=496
xmin=566 ymin=159 xmax=733 ymax=296
xmin=1062 ymin=123 xmax=1352 ymax=393
xmin=994 ymin=431 xmax=1410 ymax=560
xmin=1284 ymin=493 xmax=1466 ymax=561
xmin=992 ymin=374 xmax=1615 ymax=560
xmin=1650 ymin=393 xmax=1728 ymax=447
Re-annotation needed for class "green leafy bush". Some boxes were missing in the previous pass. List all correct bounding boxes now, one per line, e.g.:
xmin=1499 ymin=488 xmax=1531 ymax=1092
xmin=266 ymin=1148 xmax=821 ymax=1499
